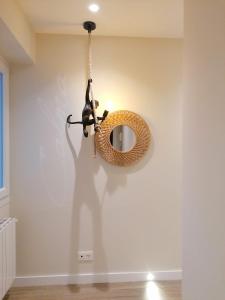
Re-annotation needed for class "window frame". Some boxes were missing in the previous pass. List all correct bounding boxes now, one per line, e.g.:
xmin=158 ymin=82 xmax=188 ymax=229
xmin=0 ymin=57 xmax=9 ymax=203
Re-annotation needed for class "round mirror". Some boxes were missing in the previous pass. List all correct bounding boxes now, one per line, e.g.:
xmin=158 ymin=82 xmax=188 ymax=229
xmin=95 ymin=110 xmax=151 ymax=167
xmin=110 ymin=125 xmax=136 ymax=152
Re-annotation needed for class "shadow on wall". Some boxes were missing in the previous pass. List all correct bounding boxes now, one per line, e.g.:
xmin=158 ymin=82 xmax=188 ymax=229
xmin=65 ymin=123 xmax=154 ymax=283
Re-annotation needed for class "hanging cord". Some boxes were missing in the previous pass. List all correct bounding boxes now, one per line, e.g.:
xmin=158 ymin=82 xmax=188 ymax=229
xmin=88 ymin=31 xmax=100 ymax=157
xmin=88 ymin=32 xmax=100 ymax=132
xmin=87 ymin=31 xmax=92 ymax=81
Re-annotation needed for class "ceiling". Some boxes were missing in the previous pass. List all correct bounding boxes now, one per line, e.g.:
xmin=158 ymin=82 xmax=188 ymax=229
xmin=17 ymin=0 xmax=183 ymax=38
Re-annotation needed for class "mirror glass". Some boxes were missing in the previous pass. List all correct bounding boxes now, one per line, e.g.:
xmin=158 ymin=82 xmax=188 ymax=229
xmin=110 ymin=125 xmax=136 ymax=152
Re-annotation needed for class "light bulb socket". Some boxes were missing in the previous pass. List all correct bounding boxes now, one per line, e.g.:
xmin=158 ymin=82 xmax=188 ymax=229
xmin=83 ymin=21 xmax=96 ymax=33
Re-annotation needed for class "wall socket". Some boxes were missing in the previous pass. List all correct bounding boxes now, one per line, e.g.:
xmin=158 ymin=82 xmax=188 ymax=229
xmin=78 ymin=250 xmax=94 ymax=262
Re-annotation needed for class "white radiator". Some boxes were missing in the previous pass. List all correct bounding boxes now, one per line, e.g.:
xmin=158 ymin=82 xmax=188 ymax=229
xmin=0 ymin=218 xmax=16 ymax=300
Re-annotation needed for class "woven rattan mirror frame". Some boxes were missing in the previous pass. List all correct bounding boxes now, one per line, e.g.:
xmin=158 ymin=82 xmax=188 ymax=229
xmin=95 ymin=110 xmax=151 ymax=166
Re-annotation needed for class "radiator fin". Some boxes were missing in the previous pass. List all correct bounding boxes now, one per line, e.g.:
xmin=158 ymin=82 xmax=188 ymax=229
xmin=0 ymin=218 xmax=16 ymax=299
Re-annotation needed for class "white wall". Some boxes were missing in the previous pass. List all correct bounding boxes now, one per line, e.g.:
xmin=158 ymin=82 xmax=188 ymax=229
xmin=0 ymin=0 xmax=36 ymax=64
xmin=0 ymin=203 xmax=9 ymax=217
xmin=11 ymin=35 xmax=182 ymax=277
xmin=183 ymin=0 xmax=225 ymax=299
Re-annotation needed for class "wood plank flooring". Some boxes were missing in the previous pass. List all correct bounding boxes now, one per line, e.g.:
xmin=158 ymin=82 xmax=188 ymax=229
xmin=5 ymin=281 xmax=181 ymax=300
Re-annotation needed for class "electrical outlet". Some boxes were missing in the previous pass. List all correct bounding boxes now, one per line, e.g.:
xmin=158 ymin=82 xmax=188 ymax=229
xmin=78 ymin=250 xmax=93 ymax=262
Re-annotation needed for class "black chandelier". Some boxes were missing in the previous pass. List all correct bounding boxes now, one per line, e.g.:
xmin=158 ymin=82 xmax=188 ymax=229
xmin=66 ymin=21 xmax=109 ymax=137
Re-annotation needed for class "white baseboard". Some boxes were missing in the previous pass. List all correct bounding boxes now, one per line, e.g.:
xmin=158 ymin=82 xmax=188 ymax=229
xmin=14 ymin=270 xmax=182 ymax=287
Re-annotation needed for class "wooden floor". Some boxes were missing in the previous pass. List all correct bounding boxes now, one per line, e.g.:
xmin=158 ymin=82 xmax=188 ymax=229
xmin=5 ymin=281 xmax=181 ymax=300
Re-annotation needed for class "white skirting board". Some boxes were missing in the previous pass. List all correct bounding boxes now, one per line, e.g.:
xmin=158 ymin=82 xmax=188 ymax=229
xmin=14 ymin=270 xmax=182 ymax=287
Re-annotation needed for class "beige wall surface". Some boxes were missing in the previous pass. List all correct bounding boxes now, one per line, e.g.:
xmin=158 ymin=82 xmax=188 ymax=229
xmin=183 ymin=0 xmax=225 ymax=299
xmin=0 ymin=0 xmax=36 ymax=63
xmin=0 ymin=203 xmax=9 ymax=217
xmin=11 ymin=35 xmax=182 ymax=276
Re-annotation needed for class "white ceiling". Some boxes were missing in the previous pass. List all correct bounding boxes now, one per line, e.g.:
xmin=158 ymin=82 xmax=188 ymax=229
xmin=17 ymin=0 xmax=183 ymax=38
